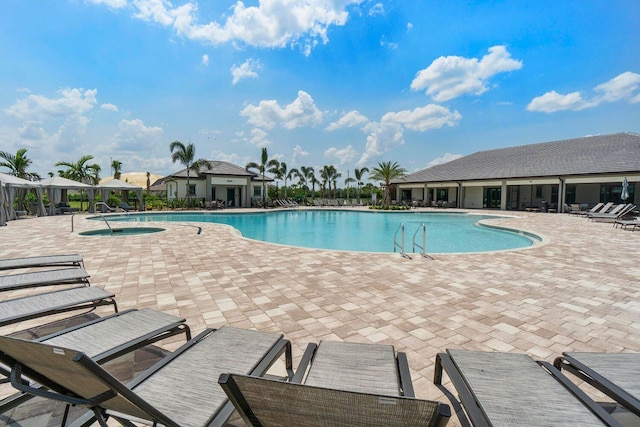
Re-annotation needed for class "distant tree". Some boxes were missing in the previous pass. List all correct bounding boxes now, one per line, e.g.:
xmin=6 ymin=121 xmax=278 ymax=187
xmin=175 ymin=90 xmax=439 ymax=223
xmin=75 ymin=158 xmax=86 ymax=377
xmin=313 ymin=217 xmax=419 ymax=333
xmin=55 ymin=155 xmax=102 ymax=211
xmin=370 ymin=161 xmax=406 ymax=207
xmin=320 ymin=165 xmax=340 ymax=198
xmin=296 ymin=166 xmax=315 ymax=200
xmin=169 ymin=141 xmax=211 ymax=206
xmin=354 ymin=167 xmax=369 ymax=202
xmin=246 ymin=147 xmax=278 ymax=207
xmin=146 ymin=171 xmax=151 ymax=194
xmin=111 ymin=159 xmax=122 ymax=180
xmin=270 ymin=161 xmax=298 ymax=199
xmin=0 ymin=148 xmax=41 ymax=210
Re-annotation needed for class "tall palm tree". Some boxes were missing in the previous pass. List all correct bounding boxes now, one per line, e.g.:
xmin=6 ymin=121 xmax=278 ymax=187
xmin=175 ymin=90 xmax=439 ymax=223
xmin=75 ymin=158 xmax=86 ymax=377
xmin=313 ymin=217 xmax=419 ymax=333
xmin=146 ymin=171 xmax=151 ymax=195
xmin=320 ymin=165 xmax=331 ymax=199
xmin=169 ymin=141 xmax=210 ymax=206
xmin=111 ymin=160 xmax=122 ymax=180
xmin=370 ymin=161 xmax=407 ymax=207
xmin=246 ymin=147 xmax=278 ymax=207
xmin=271 ymin=162 xmax=298 ymax=199
xmin=0 ymin=148 xmax=41 ymax=210
xmin=55 ymin=155 xmax=102 ymax=211
xmin=310 ymin=173 xmax=319 ymax=199
xmin=0 ymin=148 xmax=41 ymax=180
xmin=354 ymin=167 xmax=369 ymax=203
xmin=320 ymin=165 xmax=340 ymax=198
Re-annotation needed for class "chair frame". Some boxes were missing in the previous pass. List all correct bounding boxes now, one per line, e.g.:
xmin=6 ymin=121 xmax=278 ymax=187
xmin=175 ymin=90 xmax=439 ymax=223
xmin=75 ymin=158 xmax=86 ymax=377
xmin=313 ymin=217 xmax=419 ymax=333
xmin=554 ymin=353 xmax=640 ymax=417
xmin=0 ymin=327 xmax=293 ymax=427
xmin=434 ymin=350 xmax=621 ymax=427
xmin=0 ymin=267 xmax=91 ymax=292
xmin=0 ymin=254 xmax=84 ymax=271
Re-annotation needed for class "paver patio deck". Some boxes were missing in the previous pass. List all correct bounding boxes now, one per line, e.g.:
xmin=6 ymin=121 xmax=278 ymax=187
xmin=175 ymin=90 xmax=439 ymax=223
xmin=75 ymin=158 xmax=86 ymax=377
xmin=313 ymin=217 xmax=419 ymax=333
xmin=0 ymin=208 xmax=639 ymax=426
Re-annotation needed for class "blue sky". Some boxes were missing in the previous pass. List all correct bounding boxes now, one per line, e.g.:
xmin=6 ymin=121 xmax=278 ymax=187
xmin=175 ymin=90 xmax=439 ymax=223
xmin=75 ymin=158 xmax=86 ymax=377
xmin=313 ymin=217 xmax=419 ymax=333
xmin=1 ymin=0 xmax=639 ymax=182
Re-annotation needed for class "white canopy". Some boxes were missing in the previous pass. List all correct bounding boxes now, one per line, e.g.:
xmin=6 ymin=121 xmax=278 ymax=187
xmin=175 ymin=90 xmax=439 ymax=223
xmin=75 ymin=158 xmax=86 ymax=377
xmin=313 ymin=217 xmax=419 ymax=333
xmin=0 ymin=172 xmax=44 ymax=220
xmin=40 ymin=176 xmax=94 ymax=215
xmin=95 ymin=179 xmax=144 ymax=212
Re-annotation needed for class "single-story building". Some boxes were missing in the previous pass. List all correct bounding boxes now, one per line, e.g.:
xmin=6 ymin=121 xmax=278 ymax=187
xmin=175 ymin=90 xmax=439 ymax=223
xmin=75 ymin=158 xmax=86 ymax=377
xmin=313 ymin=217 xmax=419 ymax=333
xmin=163 ymin=161 xmax=273 ymax=208
xmin=393 ymin=132 xmax=640 ymax=212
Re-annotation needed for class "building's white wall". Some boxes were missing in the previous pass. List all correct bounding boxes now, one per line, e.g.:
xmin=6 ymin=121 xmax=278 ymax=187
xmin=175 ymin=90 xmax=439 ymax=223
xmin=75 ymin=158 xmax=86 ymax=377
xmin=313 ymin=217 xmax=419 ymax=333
xmin=462 ymin=187 xmax=483 ymax=208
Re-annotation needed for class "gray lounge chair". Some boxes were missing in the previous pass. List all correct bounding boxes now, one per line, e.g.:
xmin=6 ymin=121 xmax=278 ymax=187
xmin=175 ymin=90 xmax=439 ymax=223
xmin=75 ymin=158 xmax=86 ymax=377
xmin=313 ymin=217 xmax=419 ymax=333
xmin=0 ymin=308 xmax=190 ymax=414
xmin=0 ymin=254 xmax=84 ymax=271
xmin=554 ymin=352 xmax=640 ymax=418
xmin=589 ymin=204 xmax=636 ymax=222
xmin=219 ymin=340 xmax=450 ymax=427
xmin=434 ymin=349 xmax=621 ymax=426
xmin=614 ymin=217 xmax=640 ymax=231
xmin=0 ymin=326 xmax=292 ymax=427
xmin=576 ymin=202 xmax=612 ymax=217
xmin=0 ymin=286 xmax=117 ymax=328
xmin=0 ymin=267 xmax=90 ymax=292
xmin=118 ymin=202 xmax=135 ymax=212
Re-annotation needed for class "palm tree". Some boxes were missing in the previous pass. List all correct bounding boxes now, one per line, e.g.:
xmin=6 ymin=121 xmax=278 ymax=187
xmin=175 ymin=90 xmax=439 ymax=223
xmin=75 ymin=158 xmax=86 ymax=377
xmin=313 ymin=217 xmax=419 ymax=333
xmin=354 ymin=167 xmax=369 ymax=203
xmin=146 ymin=171 xmax=151 ymax=195
xmin=55 ymin=155 xmax=102 ymax=211
xmin=370 ymin=161 xmax=406 ymax=207
xmin=111 ymin=160 xmax=122 ymax=180
xmin=0 ymin=148 xmax=41 ymax=210
xmin=310 ymin=173 xmax=319 ymax=199
xmin=320 ymin=165 xmax=340 ymax=198
xmin=271 ymin=162 xmax=299 ymax=199
xmin=169 ymin=141 xmax=210 ymax=207
xmin=246 ymin=147 xmax=278 ymax=207
xmin=319 ymin=165 xmax=331 ymax=199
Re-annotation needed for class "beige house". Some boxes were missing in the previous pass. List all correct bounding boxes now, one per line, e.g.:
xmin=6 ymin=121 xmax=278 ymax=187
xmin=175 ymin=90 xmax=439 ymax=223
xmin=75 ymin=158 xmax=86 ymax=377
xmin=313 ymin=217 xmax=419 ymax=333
xmin=394 ymin=133 xmax=640 ymax=212
xmin=164 ymin=161 xmax=273 ymax=208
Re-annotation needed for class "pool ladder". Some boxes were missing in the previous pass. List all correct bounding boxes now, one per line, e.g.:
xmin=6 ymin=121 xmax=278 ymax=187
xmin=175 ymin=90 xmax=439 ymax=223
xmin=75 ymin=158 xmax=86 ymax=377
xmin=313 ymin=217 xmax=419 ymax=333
xmin=394 ymin=223 xmax=432 ymax=259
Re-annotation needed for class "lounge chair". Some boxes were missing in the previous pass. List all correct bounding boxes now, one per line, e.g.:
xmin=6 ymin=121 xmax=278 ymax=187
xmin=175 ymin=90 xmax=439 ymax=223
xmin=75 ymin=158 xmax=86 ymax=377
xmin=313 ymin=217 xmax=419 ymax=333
xmin=0 ymin=267 xmax=90 ymax=292
xmin=434 ymin=349 xmax=620 ymax=426
xmin=118 ymin=202 xmax=135 ymax=212
xmin=57 ymin=202 xmax=79 ymax=214
xmin=578 ymin=201 xmax=614 ymax=217
xmin=220 ymin=340 xmax=451 ymax=427
xmin=0 ymin=308 xmax=190 ymax=413
xmin=0 ymin=286 xmax=117 ymax=328
xmin=614 ymin=217 xmax=640 ymax=231
xmin=589 ymin=204 xmax=636 ymax=222
xmin=0 ymin=254 xmax=84 ymax=271
xmin=0 ymin=326 xmax=292 ymax=426
xmin=554 ymin=352 xmax=640 ymax=417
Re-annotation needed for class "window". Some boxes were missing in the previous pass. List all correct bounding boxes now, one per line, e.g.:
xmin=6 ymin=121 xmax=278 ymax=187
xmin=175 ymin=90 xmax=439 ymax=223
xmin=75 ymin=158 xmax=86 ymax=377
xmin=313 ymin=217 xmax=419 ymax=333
xmin=436 ymin=188 xmax=448 ymax=201
xmin=253 ymin=186 xmax=261 ymax=196
xmin=565 ymin=185 xmax=576 ymax=204
xmin=401 ymin=189 xmax=412 ymax=200
xmin=535 ymin=186 xmax=543 ymax=198
xmin=188 ymin=184 xmax=196 ymax=196
xmin=600 ymin=183 xmax=635 ymax=203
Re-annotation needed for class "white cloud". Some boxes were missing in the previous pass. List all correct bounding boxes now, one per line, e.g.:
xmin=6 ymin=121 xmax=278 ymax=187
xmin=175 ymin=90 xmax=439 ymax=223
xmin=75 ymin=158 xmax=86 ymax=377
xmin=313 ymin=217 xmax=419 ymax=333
xmin=208 ymin=150 xmax=244 ymax=165
xmin=231 ymin=58 xmax=262 ymax=85
xmin=240 ymin=90 xmax=323 ymax=129
xmin=380 ymin=36 xmax=398 ymax=49
xmin=114 ymin=118 xmax=164 ymax=150
xmin=202 ymin=54 xmax=209 ymax=66
xmin=249 ymin=128 xmax=271 ymax=147
xmin=325 ymin=110 xmax=369 ymax=131
xmin=104 ymin=0 xmax=362 ymax=54
xmin=426 ymin=153 xmax=463 ymax=168
xmin=4 ymin=88 xmax=98 ymax=148
xmin=5 ymin=88 xmax=97 ymax=121
xmin=324 ymin=145 xmax=357 ymax=164
xmin=369 ymin=3 xmax=384 ymax=16
xmin=380 ymin=104 xmax=461 ymax=131
xmin=527 ymin=72 xmax=640 ymax=113
xmin=594 ymin=71 xmax=640 ymax=103
xmin=411 ymin=45 xmax=523 ymax=101
xmin=356 ymin=104 xmax=461 ymax=166
xmin=101 ymin=103 xmax=119 ymax=112
xmin=87 ymin=0 xmax=128 ymax=9
xmin=357 ymin=121 xmax=404 ymax=167
xmin=292 ymin=144 xmax=309 ymax=164
xmin=407 ymin=22 xmax=413 ymax=31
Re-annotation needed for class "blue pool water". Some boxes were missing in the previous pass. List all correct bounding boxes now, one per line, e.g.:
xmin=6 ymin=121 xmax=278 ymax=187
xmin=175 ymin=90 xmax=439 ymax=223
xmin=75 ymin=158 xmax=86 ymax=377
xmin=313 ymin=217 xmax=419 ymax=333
xmin=94 ymin=210 xmax=539 ymax=254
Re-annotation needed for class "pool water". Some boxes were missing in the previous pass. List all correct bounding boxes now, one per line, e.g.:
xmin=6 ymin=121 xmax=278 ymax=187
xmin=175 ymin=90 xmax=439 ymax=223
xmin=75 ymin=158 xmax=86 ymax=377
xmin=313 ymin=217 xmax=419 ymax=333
xmin=94 ymin=210 xmax=539 ymax=253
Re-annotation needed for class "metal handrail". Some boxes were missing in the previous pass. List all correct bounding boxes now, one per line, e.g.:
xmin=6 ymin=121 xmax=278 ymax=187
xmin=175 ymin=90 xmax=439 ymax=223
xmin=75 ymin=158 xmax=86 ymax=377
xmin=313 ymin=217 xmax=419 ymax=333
xmin=393 ymin=223 xmax=411 ymax=259
xmin=412 ymin=223 xmax=433 ymax=259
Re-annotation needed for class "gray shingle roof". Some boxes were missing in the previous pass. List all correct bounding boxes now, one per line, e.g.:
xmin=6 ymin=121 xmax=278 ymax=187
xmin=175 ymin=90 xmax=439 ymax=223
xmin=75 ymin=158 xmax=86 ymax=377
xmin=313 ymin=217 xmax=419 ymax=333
xmin=396 ymin=132 xmax=640 ymax=184
xmin=166 ymin=161 xmax=272 ymax=181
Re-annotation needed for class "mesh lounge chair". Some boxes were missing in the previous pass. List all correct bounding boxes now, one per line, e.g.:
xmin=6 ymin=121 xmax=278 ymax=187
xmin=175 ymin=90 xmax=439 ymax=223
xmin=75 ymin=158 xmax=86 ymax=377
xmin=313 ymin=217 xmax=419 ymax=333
xmin=0 ymin=326 xmax=292 ymax=427
xmin=434 ymin=350 xmax=621 ymax=426
xmin=589 ymin=204 xmax=636 ymax=222
xmin=0 ymin=286 xmax=117 ymax=328
xmin=614 ymin=217 xmax=640 ymax=231
xmin=0 ymin=267 xmax=90 ymax=292
xmin=0 ymin=308 xmax=191 ymax=414
xmin=118 ymin=202 xmax=135 ymax=212
xmin=554 ymin=352 xmax=640 ymax=418
xmin=0 ymin=254 xmax=84 ymax=271
xmin=219 ymin=340 xmax=451 ymax=427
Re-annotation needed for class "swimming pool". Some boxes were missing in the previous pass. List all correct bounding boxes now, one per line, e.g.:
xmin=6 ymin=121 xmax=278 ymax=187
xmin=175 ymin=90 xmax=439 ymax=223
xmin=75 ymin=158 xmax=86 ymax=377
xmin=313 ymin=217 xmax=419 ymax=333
xmin=93 ymin=210 xmax=540 ymax=254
